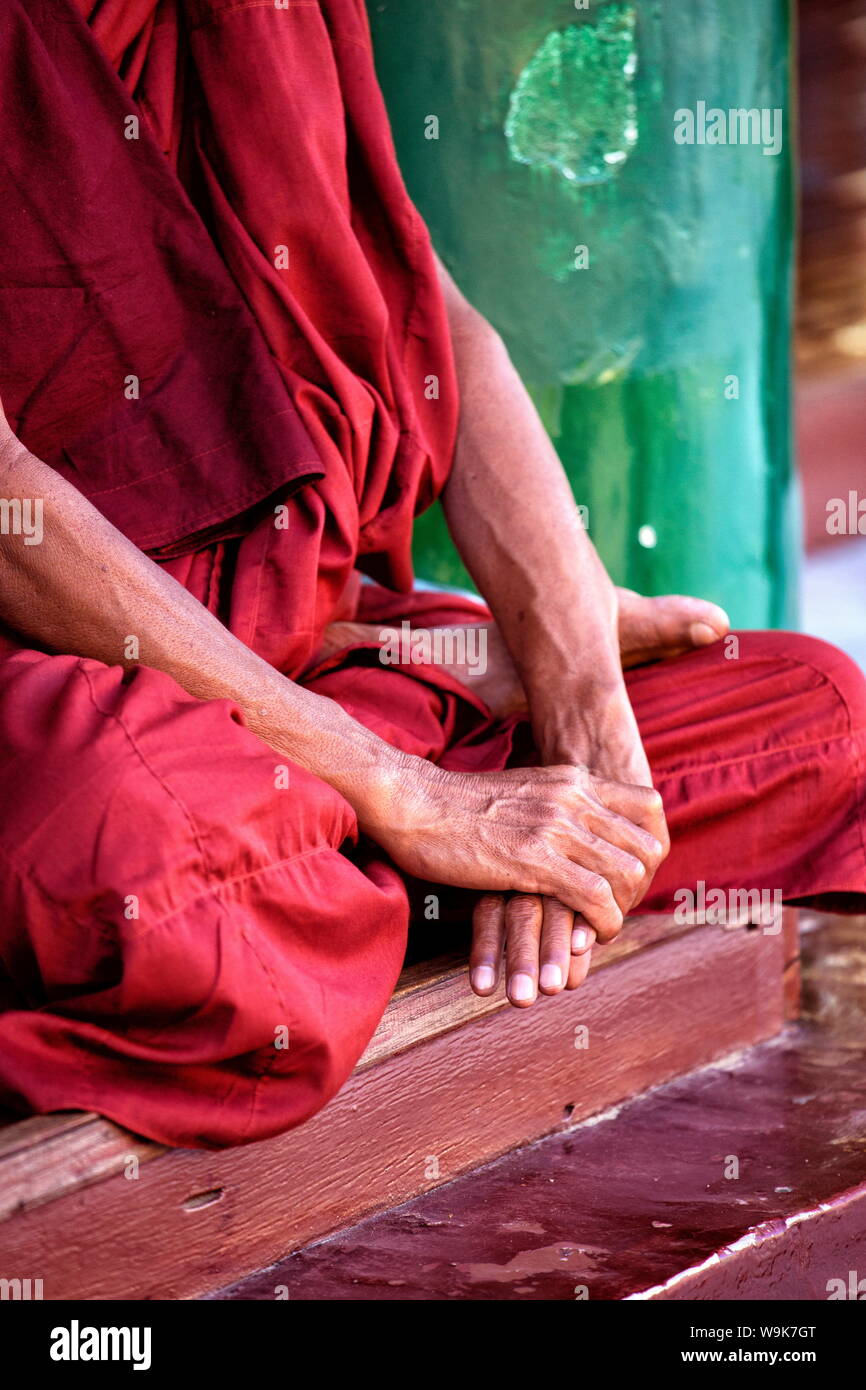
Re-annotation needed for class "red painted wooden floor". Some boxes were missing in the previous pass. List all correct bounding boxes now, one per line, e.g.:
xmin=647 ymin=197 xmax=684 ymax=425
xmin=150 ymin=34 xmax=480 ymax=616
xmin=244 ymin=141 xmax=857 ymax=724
xmin=212 ymin=915 xmax=866 ymax=1301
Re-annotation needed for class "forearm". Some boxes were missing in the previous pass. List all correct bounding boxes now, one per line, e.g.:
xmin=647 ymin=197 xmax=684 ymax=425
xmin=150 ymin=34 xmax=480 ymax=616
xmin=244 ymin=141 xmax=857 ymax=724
xmin=0 ymin=438 xmax=405 ymax=826
xmin=437 ymin=267 xmax=628 ymax=762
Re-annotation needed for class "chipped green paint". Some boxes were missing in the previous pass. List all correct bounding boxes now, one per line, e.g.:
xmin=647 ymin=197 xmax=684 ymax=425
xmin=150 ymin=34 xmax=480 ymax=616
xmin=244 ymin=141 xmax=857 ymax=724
xmin=505 ymin=10 xmax=638 ymax=187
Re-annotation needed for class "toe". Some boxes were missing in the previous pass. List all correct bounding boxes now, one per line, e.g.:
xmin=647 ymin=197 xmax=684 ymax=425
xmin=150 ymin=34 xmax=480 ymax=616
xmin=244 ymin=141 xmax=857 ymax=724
xmin=657 ymin=595 xmax=728 ymax=643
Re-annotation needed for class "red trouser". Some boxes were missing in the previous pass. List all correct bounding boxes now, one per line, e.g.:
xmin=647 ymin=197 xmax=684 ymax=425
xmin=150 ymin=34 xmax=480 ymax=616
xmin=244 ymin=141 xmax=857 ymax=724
xmin=5 ymin=6 xmax=861 ymax=1151
xmin=0 ymin=601 xmax=864 ymax=1149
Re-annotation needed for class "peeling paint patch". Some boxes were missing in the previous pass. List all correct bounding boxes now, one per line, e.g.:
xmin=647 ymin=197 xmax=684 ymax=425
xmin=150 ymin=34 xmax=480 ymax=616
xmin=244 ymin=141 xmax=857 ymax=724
xmin=505 ymin=7 xmax=638 ymax=186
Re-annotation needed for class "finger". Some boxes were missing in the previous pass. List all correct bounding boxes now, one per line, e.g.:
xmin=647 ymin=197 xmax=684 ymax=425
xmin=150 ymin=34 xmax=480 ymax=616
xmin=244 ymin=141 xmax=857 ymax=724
xmin=538 ymin=897 xmax=573 ymax=995
xmin=470 ymin=893 xmax=506 ymax=995
xmin=559 ymin=773 xmax=666 ymax=877
xmin=566 ymin=946 xmax=593 ymax=990
xmin=585 ymin=796 xmax=669 ymax=898
xmin=570 ymin=918 xmax=596 ymax=955
xmin=568 ymin=916 xmax=596 ymax=989
xmin=562 ymin=823 xmax=650 ymax=916
xmin=594 ymin=780 xmax=670 ymax=856
xmin=505 ymin=893 xmax=544 ymax=1007
xmin=540 ymin=858 xmax=623 ymax=942
xmin=584 ymin=799 xmax=666 ymax=876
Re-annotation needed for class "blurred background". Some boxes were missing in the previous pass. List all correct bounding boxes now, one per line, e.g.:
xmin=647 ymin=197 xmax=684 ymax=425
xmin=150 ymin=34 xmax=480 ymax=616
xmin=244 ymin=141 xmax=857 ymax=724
xmin=369 ymin=0 xmax=865 ymax=665
xmin=798 ymin=0 xmax=866 ymax=669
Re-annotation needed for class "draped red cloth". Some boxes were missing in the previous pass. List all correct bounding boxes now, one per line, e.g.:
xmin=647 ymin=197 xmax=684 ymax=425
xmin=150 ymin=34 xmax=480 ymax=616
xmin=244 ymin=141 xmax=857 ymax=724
xmin=2 ymin=0 xmax=458 ymax=663
xmin=0 ymin=0 xmax=865 ymax=1148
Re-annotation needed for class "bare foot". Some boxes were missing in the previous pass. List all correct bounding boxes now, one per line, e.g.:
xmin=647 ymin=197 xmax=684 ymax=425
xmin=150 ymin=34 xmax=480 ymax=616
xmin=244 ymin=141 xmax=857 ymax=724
xmin=616 ymin=588 xmax=730 ymax=669
xmin=318 ymin=590 xmax=730 ymax=718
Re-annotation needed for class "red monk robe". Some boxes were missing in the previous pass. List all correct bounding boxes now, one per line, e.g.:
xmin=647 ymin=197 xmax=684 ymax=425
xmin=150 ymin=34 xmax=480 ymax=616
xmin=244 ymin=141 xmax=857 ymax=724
xmin=0 ymin=0 xmax=864 ymax=1148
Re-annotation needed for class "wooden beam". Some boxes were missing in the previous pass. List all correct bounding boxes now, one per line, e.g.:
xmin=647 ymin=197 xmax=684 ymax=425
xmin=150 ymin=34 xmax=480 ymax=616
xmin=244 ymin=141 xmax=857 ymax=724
xmin=0 ymin=909 xmax=695 ymax=1221
xmin=0 ymin=916 xmax=787 ymax=1299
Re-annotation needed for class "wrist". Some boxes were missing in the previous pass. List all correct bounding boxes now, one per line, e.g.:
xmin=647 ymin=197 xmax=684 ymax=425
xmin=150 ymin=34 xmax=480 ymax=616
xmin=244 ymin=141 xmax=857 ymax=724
xmin=346 ymin=744 xmax=451 ymax=851
xmin=352 ymin=748 xmax=432 ymax=841
xmin=242 ymin=672 xmax=414 ymax=825
xmin=532 ymin=673 xmax=629 ymax=764
xmin=536 ymin=687 xmax=650 ymax=783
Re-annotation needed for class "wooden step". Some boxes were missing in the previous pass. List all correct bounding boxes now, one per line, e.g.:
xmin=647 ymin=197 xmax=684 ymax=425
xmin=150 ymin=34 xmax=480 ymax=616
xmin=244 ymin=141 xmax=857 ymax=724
xmin=0 ymin=909 xmax=794 ymax=1300
xmin=213 ymin=914 xmax=862 ymax=1303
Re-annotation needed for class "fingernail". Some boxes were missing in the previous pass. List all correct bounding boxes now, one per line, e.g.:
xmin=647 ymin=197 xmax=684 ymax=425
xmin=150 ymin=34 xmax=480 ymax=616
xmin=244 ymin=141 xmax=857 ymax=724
xmin=509 ymin=972 xmax=535 ymax=1003
xmin=540 ymin=963 xmax=563 ymax=991
xmin=689 ymin=621 xmax=718 ymax=646
xmin=572 ymin=926 xmax=589 ymax=953
xmin=472 ymin=966 xmax=495 ymax=993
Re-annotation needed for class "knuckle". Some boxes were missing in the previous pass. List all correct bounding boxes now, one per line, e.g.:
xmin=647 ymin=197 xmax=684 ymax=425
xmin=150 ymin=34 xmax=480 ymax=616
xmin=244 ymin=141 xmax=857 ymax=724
xmin=622 ymin=856 xmax=645 ymax=890
xmin=507 ymin=893 xmax=542 ymax=929
xmin=583 ymin=873 xmax=614 ymax=908
xmin=475 ymin=891 xmax=504 ymax=915
xmin=600 ymin=900 xmax=625 ymax=936
xmin=648 ymin=841 xmax=665 ymax=869
xmin=543 ymin=896 xmax=574 ymax=925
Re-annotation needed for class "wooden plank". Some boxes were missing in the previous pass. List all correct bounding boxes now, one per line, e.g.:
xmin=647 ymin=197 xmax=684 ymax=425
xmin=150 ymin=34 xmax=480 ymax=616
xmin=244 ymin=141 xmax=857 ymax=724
xmin=0 ymin=910 xmax=694 ymax=1217
xmin=0 ymin=1113 xmax=155 ymax=1223
xmin=359 ymin=909 xmax=694 ymax=1067
xmin=0 ymin=920 xmax=785 ymax=1299
xmin=218 ymin=915 xmax=849 ymax=1305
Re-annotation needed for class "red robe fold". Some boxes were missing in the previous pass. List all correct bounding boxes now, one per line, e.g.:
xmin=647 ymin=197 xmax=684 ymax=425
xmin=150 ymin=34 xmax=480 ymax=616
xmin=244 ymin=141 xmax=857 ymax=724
xmin=0 ymin=0 xmax=864 ymax=1149
xmin=3 ymin=0 xmax=458 ymax=642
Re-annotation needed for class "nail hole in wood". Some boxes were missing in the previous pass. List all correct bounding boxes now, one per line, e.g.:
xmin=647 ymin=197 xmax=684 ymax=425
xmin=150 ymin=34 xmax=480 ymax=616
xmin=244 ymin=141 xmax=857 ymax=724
xmin=182 ymin=1187 xmax=225 ymax=1212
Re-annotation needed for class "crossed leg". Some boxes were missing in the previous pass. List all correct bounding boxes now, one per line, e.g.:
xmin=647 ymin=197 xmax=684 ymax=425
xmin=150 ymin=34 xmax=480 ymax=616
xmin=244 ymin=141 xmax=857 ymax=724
xmin=0 ymin=628 xmax=863 ymax=1147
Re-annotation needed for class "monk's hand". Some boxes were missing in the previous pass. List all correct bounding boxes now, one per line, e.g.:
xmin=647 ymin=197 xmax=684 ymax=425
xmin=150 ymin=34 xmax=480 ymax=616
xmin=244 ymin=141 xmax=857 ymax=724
xmin=470 ymin=892 xmax=598 ymax=1005
xmin=369 ymin=754 xmax=666 ymax=940
xmin=537 ymin=681 xmax=670 ymax=891
xmin=464 ymin=759 xmax=668 ymax=1007
xmin=465 ymin=685 xmax=669 ymax=1007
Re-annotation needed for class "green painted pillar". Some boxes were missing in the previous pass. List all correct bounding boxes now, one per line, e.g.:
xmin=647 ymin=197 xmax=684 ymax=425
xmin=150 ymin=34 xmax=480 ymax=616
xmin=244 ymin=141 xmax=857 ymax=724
xmin=369 ymin=0 xmax=797 ymax=626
